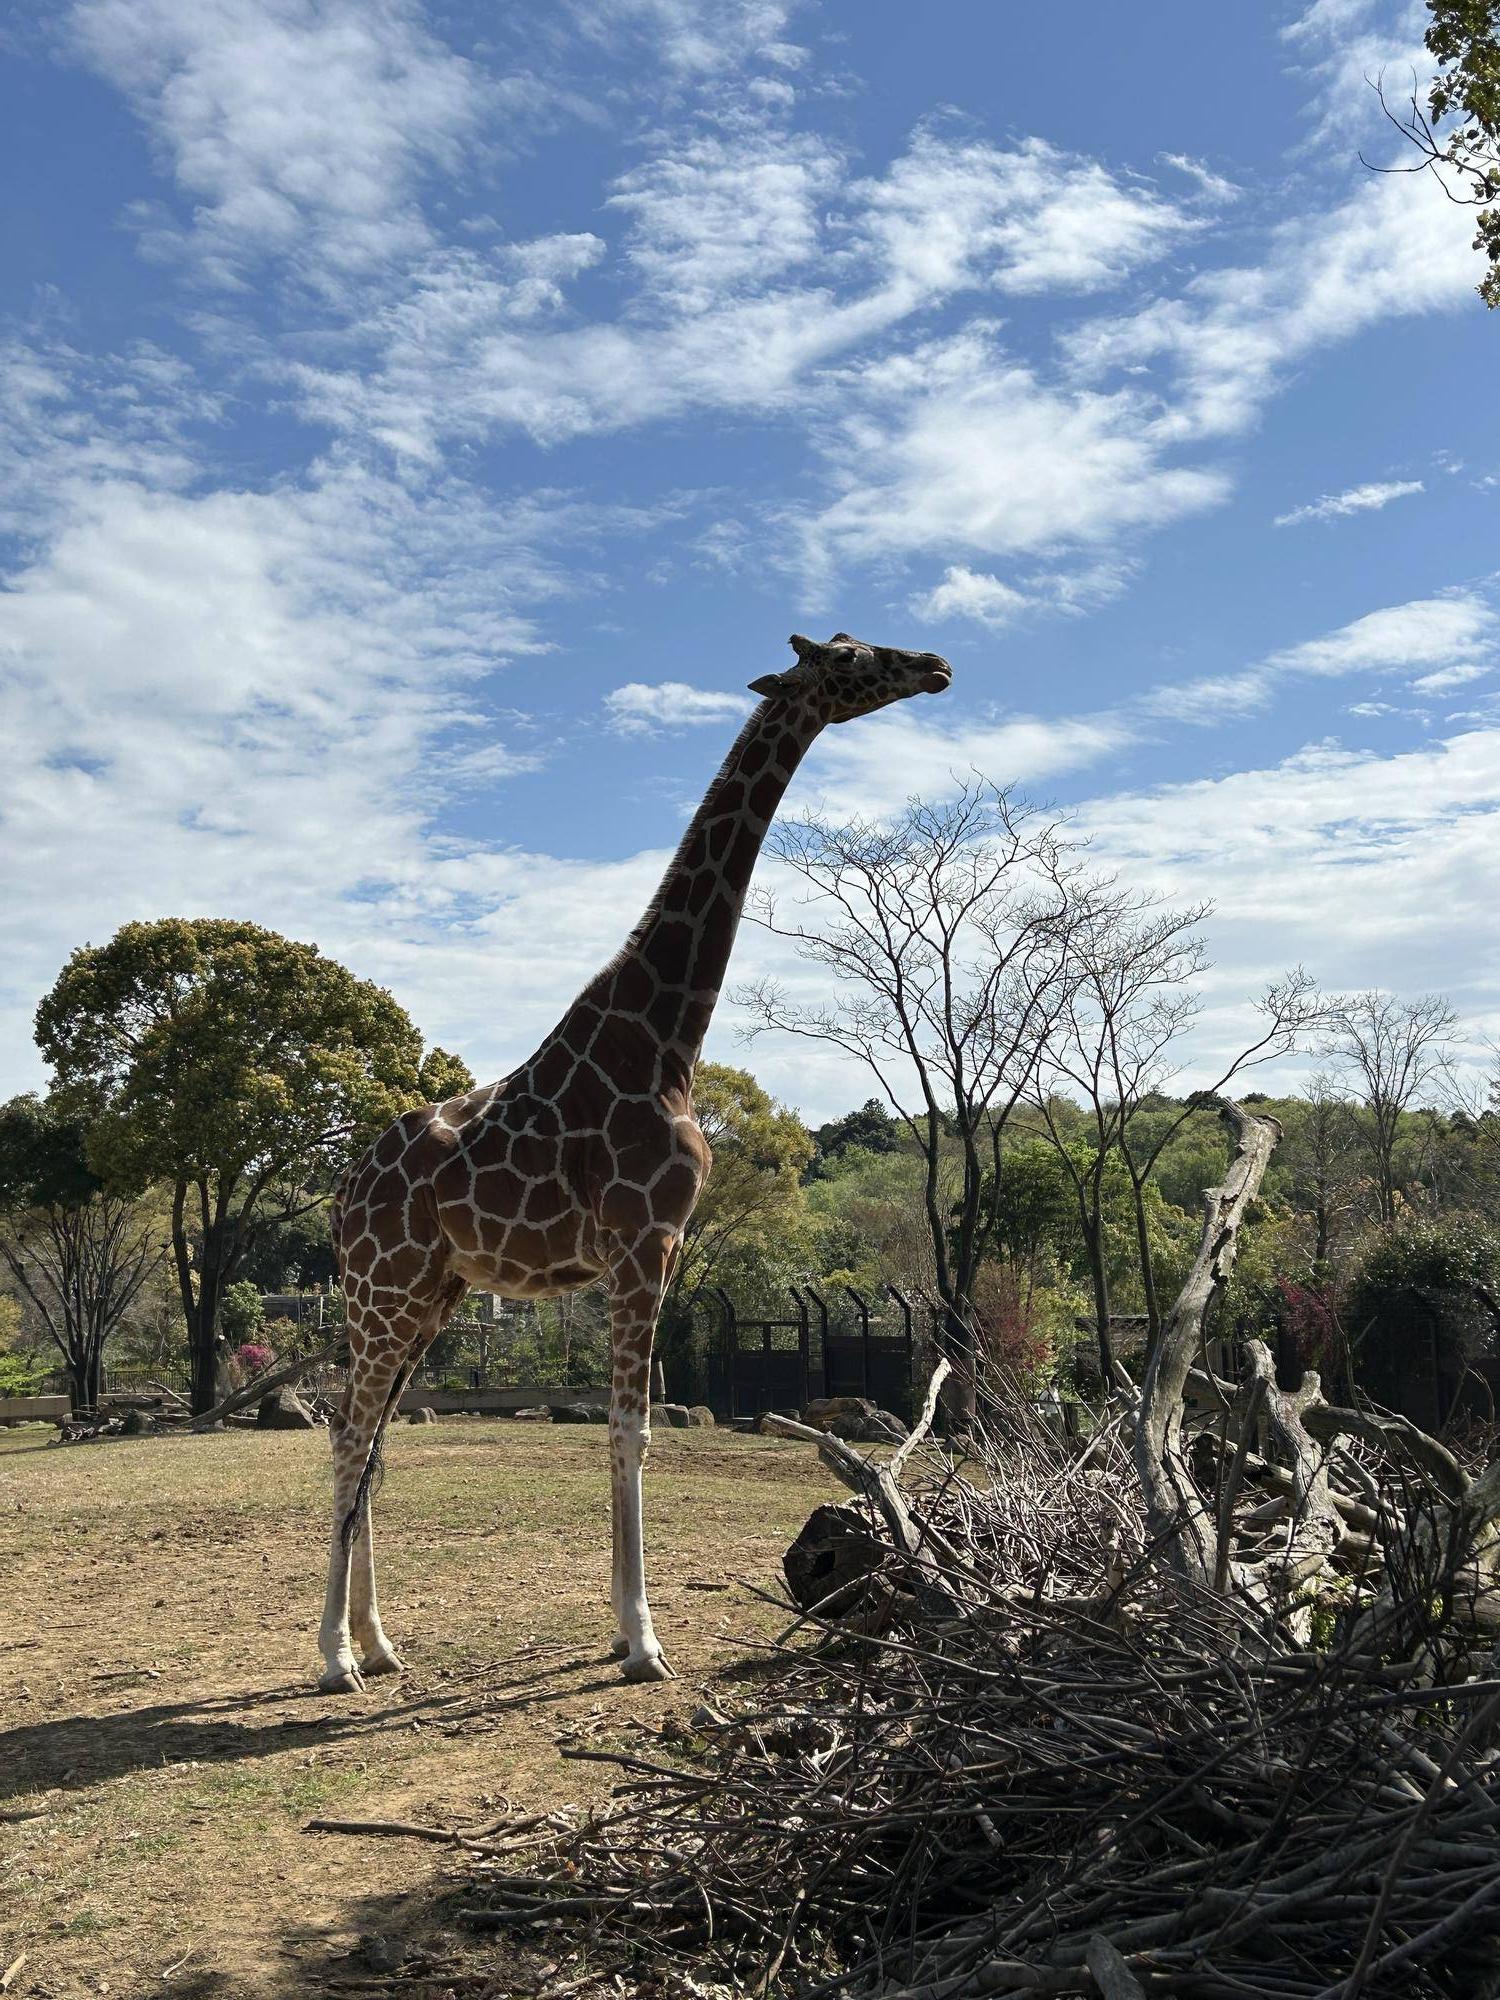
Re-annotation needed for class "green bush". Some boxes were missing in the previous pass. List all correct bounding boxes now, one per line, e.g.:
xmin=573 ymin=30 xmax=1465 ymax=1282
xmin=220 ymin=1280 xmax=265 ymax=1346
xmin=0 ymin=1351 xmax=44 ymax=1396
xmin=1344 ymin=1217 xmax=1500 ymax=1407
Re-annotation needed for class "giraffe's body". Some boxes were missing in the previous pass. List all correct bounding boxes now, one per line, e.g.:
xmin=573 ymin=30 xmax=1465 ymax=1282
xmin=317 ymin=632 xmax=951 ymax=1692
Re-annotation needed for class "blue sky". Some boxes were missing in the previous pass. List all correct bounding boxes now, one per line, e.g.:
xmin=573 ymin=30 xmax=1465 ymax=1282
xmin=1 ymin=0 xmax=1497 ymax=1119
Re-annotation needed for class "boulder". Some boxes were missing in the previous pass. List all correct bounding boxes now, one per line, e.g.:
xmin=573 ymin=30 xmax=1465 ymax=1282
xmin=655 ymin=1402 xmax=690 ymax=1429
xmin=256 ymin=1385 xmax=316 ymax=1430
xmin=120 ymin=1407 xmax=153 ymax=1437
xmin=512 ymin=1406 xmax=553 ymax=1423
xmin=551 ymin=1402 xmax=604 ymax=1424
xmin=407 ymin=1406 xmax=438 ymax=1425
xmin=800 ymin=1395 xmax=909 ymax=1444
xmin=685 ymin=1405 xmax=716 ymax=1428
xmin=801 ymin=1395 xmax=878 ymax=1440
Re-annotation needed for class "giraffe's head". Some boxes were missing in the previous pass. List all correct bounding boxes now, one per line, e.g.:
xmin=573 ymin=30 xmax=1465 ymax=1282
xmin=748 ymin=631 xmax=952 ymax=723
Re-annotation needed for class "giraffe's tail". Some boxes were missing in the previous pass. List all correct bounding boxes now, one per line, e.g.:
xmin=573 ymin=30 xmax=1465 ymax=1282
xmin=338 ymin=1363 xmax=412 ymax=1552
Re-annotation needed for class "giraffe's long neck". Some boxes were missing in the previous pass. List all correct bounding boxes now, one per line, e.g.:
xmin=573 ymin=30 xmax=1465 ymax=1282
xmin=574 ymin=698 xmax=821 ymax=1084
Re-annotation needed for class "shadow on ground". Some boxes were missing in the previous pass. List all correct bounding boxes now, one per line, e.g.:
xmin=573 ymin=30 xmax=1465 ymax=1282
xmin=0 ymin=1653 xmax=627 ymax=1804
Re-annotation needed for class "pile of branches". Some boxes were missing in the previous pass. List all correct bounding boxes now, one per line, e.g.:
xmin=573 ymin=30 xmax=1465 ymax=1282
xmin=455 ymin=1103 xmax=1500 ymax=1997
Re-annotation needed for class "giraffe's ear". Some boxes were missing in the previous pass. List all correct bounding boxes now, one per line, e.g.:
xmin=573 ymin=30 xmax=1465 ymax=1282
xmin=748 ymin=671 xmax=791 ymax=697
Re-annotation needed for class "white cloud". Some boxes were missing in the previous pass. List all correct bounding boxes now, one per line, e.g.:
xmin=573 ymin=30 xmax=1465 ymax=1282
xmin=289 ymin=123 xmax=1198 ymax=456
xmin=1077 ymin=725 xmax=1500 ymax=1062
xmin=604 ymin=681 xmax=752 ymax=733
xmin=1410 ymin=662 xmax=1490 ymax=695
xmin=1065 ymin=167 xmax=1480 ymax=444
xmin=608 ymin=125 xmax=842 ymax=309
xmin=855 ymin=129 xmax=1194 ymax=300
xmin=1157 ymin=152 xmax=1241 ymax=203
xmin=1274 ymin=477 xmax=1424 ymax=526
xmin=1137 ymin=593 xmax=1495 ymax=727
xmin=801 ymin=326 xmax=1229 ymax=577
xmin=910 ymin=565 xmax=1031 ymax=630
xmin=804 ymin=704 xmax=1139 ymax=823
xmin=1265 ymin=595 xmax=1494 ymax=679
xmin=566 ymin=0 xmax=807 ymax=76
xmin=67 ymin=0 xmax=485 ymax=291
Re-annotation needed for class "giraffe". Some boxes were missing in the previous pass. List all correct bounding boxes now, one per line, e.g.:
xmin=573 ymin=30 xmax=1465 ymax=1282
xmin=318 ymin=631 xmax=952 ymax=1692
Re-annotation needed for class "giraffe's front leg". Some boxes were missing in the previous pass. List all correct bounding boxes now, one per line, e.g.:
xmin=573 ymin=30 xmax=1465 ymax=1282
xmin=607 ymin=1234 xmax=675 ymax=1684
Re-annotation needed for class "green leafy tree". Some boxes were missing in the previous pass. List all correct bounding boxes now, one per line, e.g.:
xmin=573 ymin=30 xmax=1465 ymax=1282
xmin=809 ymin=1099 xmax=902 ymax=1176
xmin=1380 ymin=1 xmax=1500 ymax=305
xmin=0 ymin=1093 xmax=167 ymax=1410
xmin=35 ymin=919 xmax=474 ymax=1413
xmin=656 ymin=1063 xmax=813 ymax=1392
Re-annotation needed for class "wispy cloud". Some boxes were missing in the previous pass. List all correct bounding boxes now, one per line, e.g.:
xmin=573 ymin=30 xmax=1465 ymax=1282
xmin=1274 ymin=478 xmax=1424 ymax=527
xmin=67 ymin=0 xmax=487 ymax=294
xmin=288 ymin=122 xmax=1199 ymax=457
xmin=1139 ymin=594 xmax=1496 ymax=724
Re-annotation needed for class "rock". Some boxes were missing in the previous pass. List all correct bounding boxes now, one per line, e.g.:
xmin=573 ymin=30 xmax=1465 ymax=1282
xmin=407 ymin=1406 xmax=438 ymax=1424
xmin=801 ymin=1394 xmax=878 ymax=1440
xmin=800 ymin=1395 xmax=909 ymax=1444
xmin=755 ymin=1410 xmax=798 ymax=1434
xmin=551 ymin=1402 xmax=603 ymax=1424
xmin=655 ymin=1402 xmax=690 ymax=1429
xmin=120 ymin=1407 xmax=153 ymax=1436
xmin=685 ymin=1405 xmax=716 ymax=1427
xmin=256 ymin=1385 xmax=316 ymax=1430
xmin=512 ymin=1406 xmax=553 ymax=1423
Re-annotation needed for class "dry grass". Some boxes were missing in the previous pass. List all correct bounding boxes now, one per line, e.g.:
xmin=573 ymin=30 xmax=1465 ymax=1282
xmin=0 ymin=1419 xmax=836 ymax=1999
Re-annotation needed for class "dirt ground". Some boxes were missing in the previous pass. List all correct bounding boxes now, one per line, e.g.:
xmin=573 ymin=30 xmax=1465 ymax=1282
xmin=0 ymin=1420 xmax=837 ymax=1999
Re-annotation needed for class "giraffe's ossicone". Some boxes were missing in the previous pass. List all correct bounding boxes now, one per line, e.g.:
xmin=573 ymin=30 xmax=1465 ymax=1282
xmin=317 ymin=632 xmax=952 ymax=1692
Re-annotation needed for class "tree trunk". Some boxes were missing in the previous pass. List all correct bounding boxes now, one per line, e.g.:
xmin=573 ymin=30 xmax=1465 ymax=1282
xmin=1135 ymin=1100 xmax=1282 ymax=1594
xmin=67 ymin=1352 xmax=93 ymax=1415
xmin=187 ymin=1264 xmax=230 ymax=1415
xmin=1085 ymin=1218 xmax=1113 ymax=1387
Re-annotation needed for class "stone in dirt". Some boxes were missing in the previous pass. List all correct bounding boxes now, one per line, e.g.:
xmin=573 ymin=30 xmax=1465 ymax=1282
xmin=655 ymin=1403 xmax=689 ymax=1429
xmin=256 ymin=1385 xmax=316 ymax=1430
xmin=120 ymin=1408 xmax=153 ymax=1436
xmin=800 ymin=1395 xmax=909 ymax=1443
xmin=512 ymin=1406 xmax=553 ymax=1422
xmin=685 ymin=1405 xmax=716 ymax=1427
xmin=551 ymin=1402 xmax=605 ymax=1424
xmin=407 ymin=1406 xmax=438 ymax=1424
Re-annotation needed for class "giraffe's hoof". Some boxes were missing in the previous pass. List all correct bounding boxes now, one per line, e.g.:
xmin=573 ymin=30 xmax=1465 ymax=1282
xmin=608 ymin=1636 xmax=631 ymax=1661
xmin=317 ymin=1665 xmax=366 ymax=1695
xmin=619 ymin=1650 xmax=673 ymax=1685
xmin=360 ymin=1649 xmax=404 ymax=1679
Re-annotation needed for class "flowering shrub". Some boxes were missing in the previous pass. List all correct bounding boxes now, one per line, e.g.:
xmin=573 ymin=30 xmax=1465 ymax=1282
xmin=235 ymin=1342 xmax=274 ymax=1376
xmin=1273 ymin=1278 xmax=1343 ymax=1375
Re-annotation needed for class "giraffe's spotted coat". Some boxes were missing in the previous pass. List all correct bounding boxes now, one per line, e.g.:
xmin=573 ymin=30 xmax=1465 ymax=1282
xmin=316 ymin=633 xmax=952 ymax=1691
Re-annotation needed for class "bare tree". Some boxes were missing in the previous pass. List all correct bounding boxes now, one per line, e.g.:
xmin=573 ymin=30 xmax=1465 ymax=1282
xmin=1282 ymin=1070 xmax=1363 ymax=1270
xmin=0 ymin=1094 xmax=167 ymax=1410
xmin=1032 ymin=890 xmax=1317 ymax=1380
xmin=1321 ymin=990 xmax=1458 ymax=1224
xmin=737 ymin=781 xmax=1082 ymax=1416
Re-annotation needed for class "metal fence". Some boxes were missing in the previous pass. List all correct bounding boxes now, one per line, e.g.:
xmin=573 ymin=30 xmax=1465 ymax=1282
xmin=701 ymin=1283 xmax=944 ymax=1423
